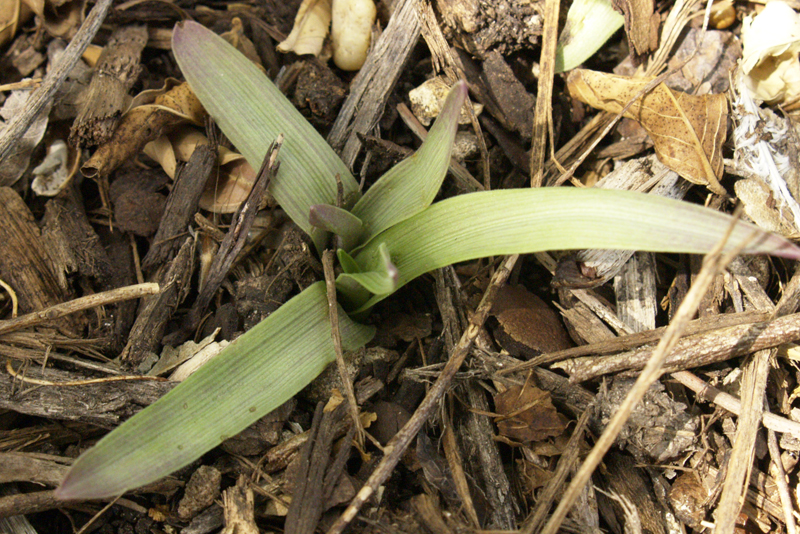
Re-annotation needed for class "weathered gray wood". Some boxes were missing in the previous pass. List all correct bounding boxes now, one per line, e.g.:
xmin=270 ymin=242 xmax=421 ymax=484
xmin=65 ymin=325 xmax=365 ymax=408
xmin=327 ymin=0 xmax=421 ymax=168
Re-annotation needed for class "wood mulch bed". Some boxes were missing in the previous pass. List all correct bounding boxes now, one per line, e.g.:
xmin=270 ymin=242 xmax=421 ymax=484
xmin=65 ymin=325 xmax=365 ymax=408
xmin=1 ymin=0 xmax=799 ymax=532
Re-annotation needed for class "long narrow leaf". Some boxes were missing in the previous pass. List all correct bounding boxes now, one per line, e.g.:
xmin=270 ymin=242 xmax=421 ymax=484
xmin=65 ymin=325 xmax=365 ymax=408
xmin=172 ymin=21 xmax=360 ymax=249
xmin=56 ymin=282 xmax=375 ymax=499
xmin=350 ymin=81 xmax=468 ymax=244
xmin=351 ymin=188 xmax=800 ymax=310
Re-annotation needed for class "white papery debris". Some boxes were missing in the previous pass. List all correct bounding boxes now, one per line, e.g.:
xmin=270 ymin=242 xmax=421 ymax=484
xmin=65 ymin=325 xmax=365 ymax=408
xmin=732 ymin=72 xmax=800 ymax=235
xmin=740 ymin=1 xmax=800 ymax=104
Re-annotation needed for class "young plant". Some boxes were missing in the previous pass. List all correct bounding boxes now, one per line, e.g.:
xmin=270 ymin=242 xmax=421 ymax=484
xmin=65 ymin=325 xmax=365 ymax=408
xmin=56 ymin=21 xmax=800 ymax=499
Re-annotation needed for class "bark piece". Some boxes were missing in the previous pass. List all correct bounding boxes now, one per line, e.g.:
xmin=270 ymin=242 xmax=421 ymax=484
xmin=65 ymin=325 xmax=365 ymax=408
xmin=178 ymin=465 xmax=222 ymax=520
xmin=614 ymin=251 xmax=657 ymax=333
xmin=41 ymin=187 xmax=113 ymax=289
xmin=458 ymin=382 xmax=518 ymax=529
xmin=481 ymin=51 xmax=534 ymax=138
xmin=559 ymin=313 xmax=800 ymax=382
xmin=599 ymin=453 xmax=666 ymax=534
xmin=221 ymin=477 xmax=258 ymax=534
xmin=0 ymin=366 xmax=173 ymax=427
xmin=327 ymin=0 xmax=421 ymax=168
xmin=612 ymin=0 xmax=658 ymax=57
xmin=0 ymin=187 xmax=70 ymax=314
xmin=120 ymin=237 xmax=195 ymax=369
xmin=142 ymin=144 xmax=215 ymax=271
xmin=285 ymin=403 xmax=353 ymax=534
xmin=0 ymin=452 xmax=70 ymax=487
xmin=70 ymin=25 xmax=148 ymax=148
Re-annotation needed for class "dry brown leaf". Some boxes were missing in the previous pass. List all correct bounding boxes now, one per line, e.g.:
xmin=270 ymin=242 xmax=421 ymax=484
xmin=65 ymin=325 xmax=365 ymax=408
xmin=221 ymin=17 xmax=264 ymax=71
xmin=82 ymin=80 xmax=206 ymax=178
xmin=568 ymin=69 xmax=727 ymax=195
xmin=493 ymin=384 xmax=567 ymax=443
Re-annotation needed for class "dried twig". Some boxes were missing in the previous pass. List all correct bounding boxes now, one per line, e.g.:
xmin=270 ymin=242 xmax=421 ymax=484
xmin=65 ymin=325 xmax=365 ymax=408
xmin=0 ymin=283 xmax=159 ymax=336
xmin=530 ymin=0 xmax=560 ymax=187
xmin=671 ymin=370 xmax=800 ymax=438
xmin=322 ymin=249 xmax=363 ymax=448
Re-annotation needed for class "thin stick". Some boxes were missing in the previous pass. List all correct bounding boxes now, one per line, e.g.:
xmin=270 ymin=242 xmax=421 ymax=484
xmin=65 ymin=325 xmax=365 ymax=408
xmin=768 ymin=425 xmax=798 ymax=534
xmin=322 ymin=249 xmax=364 ymax=449
xmin=0 ymin=283 xmax=159 ymax=336
xmin=6 ymin=360 xmax=166 ymax=387
xmin=325 ymin=254 xmax=520 ymax=534
xmin=671 ymin=370 xmax=800 ymax=438
xmin=530 ymin=0 xmax=560 ymax=187
xmin=539 ymin=222 xmax=746 ymax=534
xmin=75 ymin=494 xmax=122 ymax=534
xmin=0 ymin=0 xmax=112 ymax=163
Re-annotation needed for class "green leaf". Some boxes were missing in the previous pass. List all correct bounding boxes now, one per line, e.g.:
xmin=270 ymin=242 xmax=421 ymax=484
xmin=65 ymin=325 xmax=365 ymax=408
xmin=172 ymin=21 xmax=360 ymax=250
xmin=56 ymin=282 xmax=375 ymax=500
xmin=555 ymin=0 xmax=624 ymax=73
xmin=350 ymin=81 xmax=468 ymax=244
xmin=309 ymin=204 xmax=364 ymax=251
xmin=351 ymin=188 xmax=800 ymax=310
xmin=337 ymin=243 xmax=398 ymax=298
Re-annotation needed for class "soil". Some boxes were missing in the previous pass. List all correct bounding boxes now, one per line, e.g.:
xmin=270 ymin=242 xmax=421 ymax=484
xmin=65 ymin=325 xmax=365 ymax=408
xmin=1 ymin=0 xmax=800 ymax=533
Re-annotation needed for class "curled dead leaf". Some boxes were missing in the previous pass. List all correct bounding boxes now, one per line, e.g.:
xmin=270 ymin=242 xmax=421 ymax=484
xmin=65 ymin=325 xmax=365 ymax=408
xmin=493 ymin=384 xmax=567 ymax=443
xmin=82 ymin=80 xmax=206 ymax=178
xmin=568 ymin=69 xmax=728 ymax=195
xmin=32 ymin=139 xmax=80 ymax=196
xmin=143 ymin=127 xmax=259 ymax=213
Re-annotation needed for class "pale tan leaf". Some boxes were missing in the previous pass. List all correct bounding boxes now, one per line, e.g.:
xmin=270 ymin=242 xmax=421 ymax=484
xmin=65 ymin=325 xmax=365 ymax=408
xmin=277 ymin=0 xmax=332 ymax=57
xmin=568 ymin=69 xmax=727 ymax=195
xmin=1 ymin=0 xmax=33 ymax=48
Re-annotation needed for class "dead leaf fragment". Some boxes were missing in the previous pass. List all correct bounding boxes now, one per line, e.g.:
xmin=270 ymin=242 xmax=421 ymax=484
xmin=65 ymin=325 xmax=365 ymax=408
xmin=490 ymin=284 xmax=572 ymax=358
xmin=82 ymin=80 xmax=206 ymax=178
xmin=23 ymin=0 xmax=84 ymax=40
xmin=277 ymin=0 xmax=332 ymax=57
xmin=493 ymin=384 xmax=567 ymax=443
xmin=0 ymin=0 xmax=34 ymax=48
xmin=221 ymin=17 xmax=264 ymax=70
xmin=142 ymin=127 xmax=259 ymax=214
xmin=568 ymin=69 xmax=727 ymax=195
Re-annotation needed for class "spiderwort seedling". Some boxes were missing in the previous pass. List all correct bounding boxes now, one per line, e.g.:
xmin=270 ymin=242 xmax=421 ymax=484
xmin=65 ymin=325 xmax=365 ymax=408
xmin=56 ymin=20 xmax=800 ymax=500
